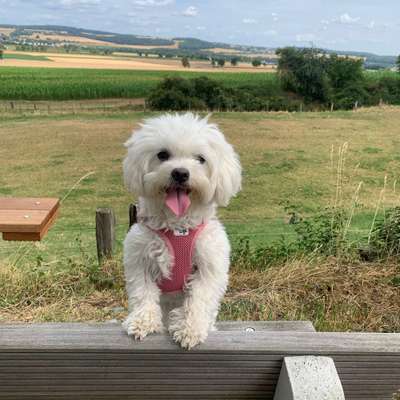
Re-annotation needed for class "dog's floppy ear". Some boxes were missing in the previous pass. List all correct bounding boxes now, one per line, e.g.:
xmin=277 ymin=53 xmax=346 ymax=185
xmin=208 ymin=126 xmax=242 ymax=207
xmin=123 ymin=130 xmax=146 ymax=195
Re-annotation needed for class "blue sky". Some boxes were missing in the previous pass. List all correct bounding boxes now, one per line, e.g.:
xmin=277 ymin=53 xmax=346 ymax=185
xmin=1 ymin=0 xmax=399 ymax=55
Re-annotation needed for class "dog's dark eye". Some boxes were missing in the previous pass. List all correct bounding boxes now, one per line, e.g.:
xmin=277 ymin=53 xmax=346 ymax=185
xmin=196 ymin=155 xmax=206 ymax=164
xmin=157 ymin=150 xmax=170 ymax=162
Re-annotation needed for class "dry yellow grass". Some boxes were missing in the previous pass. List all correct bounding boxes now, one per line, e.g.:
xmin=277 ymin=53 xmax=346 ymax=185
xmin=1 ymin=255 xmax=399 ymax=332
xmin=225 ymin=257 xmax=400 ymax=331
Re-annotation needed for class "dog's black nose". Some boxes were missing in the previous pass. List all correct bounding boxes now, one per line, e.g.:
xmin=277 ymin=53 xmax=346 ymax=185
xmin=171 ymin=168 xmax=189 ymax=184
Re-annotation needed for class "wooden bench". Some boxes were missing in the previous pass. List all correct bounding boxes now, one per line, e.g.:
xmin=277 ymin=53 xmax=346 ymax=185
xmin=0 ymin=322 xmax=399 ymax=400
xmin=0 ymin=198 xmax=59 ymax=241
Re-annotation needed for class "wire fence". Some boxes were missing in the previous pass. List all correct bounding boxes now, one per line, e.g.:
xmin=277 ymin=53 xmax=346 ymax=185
xmin=0 ymin=99 xmax=145 ymax=114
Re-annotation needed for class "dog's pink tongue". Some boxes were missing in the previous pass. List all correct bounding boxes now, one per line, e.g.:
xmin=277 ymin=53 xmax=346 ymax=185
xmin=166 ymin=189 xmax=191 ymax=217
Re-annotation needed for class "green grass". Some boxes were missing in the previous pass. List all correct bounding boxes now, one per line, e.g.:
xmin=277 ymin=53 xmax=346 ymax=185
xmin=2 ymin=53 xmax=50 ymax=61
xmin=365 ymin=70 xmax=400 ymax=81
xmin=0 ymin=66 xmax=281 ymax=100
xmin=1 ymin=107 xmax=400 ymax=259
xmin=1 ymin=108 xmax=400 ymax=329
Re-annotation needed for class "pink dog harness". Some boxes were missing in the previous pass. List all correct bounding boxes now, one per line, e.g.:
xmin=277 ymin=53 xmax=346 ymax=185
xmin=153 ymin=224 xmax=206 ymax=293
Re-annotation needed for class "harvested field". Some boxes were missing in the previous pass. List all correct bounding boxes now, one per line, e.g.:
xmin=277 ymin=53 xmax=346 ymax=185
xmin=0 ymin=51 xmax=276 ymax=72
xmin=0 ymin=28 xmax=15 ymax=36
xmin=21 ymin=33 xmax=180 ymax=49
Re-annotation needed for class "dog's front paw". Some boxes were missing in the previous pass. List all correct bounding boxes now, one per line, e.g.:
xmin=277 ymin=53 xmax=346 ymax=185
xmin=123 ymin=309 xmax=163 ymax=341
xmin=169 ymin=321 xmax=208 ymax=350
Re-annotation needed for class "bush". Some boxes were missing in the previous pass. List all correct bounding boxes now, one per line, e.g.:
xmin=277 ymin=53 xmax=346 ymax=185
xmin=332 ymin=82 xmax=370 ymax=109
xmin=217 ymin=59 xmax=225 ymax=67
xmin=293 ymin=208 xmax=348 ymax=256
xmin=377 ymin=76 xmax=400 ymax=105
xmin=147 ymin=76 xmax=236 ymax=111
xmin=181 ymin=57 xmax=190 ymax=68
xmin=369 ymin=207 xmax=400 ymax=258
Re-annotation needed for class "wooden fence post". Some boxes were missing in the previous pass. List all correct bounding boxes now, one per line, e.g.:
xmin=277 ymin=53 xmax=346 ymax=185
xmin=96 ymin=207 xmax=116 ymax=263
xmin=128 ymin=203 xmax=137 ymax=230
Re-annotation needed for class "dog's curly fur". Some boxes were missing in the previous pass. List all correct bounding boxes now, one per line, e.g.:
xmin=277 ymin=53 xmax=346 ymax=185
xmin=122 ymin=113 xmax=241 ymax=349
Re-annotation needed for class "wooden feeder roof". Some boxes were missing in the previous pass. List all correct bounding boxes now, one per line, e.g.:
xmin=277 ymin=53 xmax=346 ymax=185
xmin=0 ymin=198 xmax=60 ymax=241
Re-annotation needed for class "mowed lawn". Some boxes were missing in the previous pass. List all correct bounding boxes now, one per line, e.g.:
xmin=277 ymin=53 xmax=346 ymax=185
xmin=1 ymin=107 xmax=400 ymax=261
xmin=1 ymin=107 xmax=400 ymax=329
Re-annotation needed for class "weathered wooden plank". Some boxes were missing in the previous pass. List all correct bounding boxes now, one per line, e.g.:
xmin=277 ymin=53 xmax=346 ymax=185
xmin=0 ymin=392 xmax=273 ymax=400
xmin=216 ymin=320 xmax=316 ymax=332
xmin=1 ymin=323 xmax=399 ymax=353
xmin=0 ymin=323 xmax=399 ymax=400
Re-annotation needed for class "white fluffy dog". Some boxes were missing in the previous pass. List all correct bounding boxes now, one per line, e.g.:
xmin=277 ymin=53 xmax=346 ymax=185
xmin=122 ymin=113 xmax=241 ymax=349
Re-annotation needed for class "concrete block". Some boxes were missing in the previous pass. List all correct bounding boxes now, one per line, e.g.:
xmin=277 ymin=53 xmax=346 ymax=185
xmin=273 ymin=356 xmax=345 ymax=400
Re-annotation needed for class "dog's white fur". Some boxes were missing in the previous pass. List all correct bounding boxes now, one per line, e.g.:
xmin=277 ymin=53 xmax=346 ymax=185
xmin=122 ymin=113 xmax=241 ymax=349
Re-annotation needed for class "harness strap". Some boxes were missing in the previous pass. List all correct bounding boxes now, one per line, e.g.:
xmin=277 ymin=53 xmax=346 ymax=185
xmin=152 ymin=224 xmax=206 ymax=293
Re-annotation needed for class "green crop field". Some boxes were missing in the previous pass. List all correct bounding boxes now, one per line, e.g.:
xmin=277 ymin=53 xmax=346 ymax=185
xmin=1 ymin=53 xmax=50 ymax=61
xmin=0 ymin=66 xmax=281 ymax=100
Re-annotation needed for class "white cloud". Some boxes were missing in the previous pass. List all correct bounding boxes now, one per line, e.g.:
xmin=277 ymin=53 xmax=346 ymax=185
xmin=134 ymin=0 xmax=173 ymax=6
xmin=339 ymin=13 xmax=360 ymax=24
xmin=367 ymin=20 xmax=376 ymax=29
xmin=243 ymin=18 xmax=257 ymax=24
xmin=321 ymin=19 xmax=330 ymax=25
xmin=196 ymin=26 xmax=206 ymax=30
xmin=271 ymin=12 xmax=279 ymax=22
xmin=182 ymin=6 xmax=198 ymax=17
xmin=296 ymin=33 xmax=316 ymax=42
xmin=58 ymin=0 xmax=100 ymax=6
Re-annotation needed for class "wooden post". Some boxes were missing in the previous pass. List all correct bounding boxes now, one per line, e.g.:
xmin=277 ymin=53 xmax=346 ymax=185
xmin=330 ymin=102 xmax=334 ymax=112
xmin=128 ymin=203 xmax=137 ymax=230
xmin=96 ymin=208 xmax=116 ymax=263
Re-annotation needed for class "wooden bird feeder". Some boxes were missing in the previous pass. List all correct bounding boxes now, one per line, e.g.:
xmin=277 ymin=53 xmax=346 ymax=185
xmin=0 ymin=197 xmax=60 ymax=241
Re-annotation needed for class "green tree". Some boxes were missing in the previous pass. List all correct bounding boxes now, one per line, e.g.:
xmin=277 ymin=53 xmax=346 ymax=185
xmin=181 ymin=56 xmax=190 ymax=68
xmin=217 ymin=59 xmax=225 ymax=67
xmin=252 ymin=59 xmax=262 ymax=67
xmin=277 ymin=47 xmax=331 ymax=103
xmin=277 ymin=47 xmax=368 ymax=108
xmin=397 ymin=55 xmax=400 ymax=72
xmin=0 ymin=49 xmax=3 ymax=60
xmin=230 ymin=57 xmax=239 ymax=66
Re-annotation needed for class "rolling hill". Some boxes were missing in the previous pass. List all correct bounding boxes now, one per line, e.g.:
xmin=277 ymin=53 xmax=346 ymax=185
xmin=0 ymin=24 xmax=396 ymax=68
